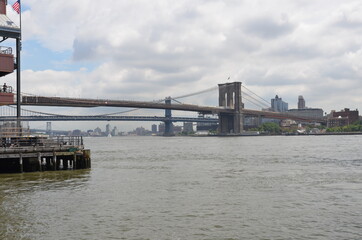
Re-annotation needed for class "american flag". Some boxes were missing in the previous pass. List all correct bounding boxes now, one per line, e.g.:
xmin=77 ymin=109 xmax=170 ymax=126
xmin=12 ymin=0 xmax=20 ymax=14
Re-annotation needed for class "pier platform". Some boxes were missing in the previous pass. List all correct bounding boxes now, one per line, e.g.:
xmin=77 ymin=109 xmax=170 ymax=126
xmin=0 ymin=136 xmax=91 ymax=173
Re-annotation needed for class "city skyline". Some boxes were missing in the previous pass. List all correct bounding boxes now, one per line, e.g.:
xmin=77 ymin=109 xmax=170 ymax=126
xmin=2 ymin=1 xmax=362 ymax=130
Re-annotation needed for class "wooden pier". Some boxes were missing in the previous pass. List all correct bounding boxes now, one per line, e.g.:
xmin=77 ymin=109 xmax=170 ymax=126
xmin=0 ymin=136 xmax=91 ymax=173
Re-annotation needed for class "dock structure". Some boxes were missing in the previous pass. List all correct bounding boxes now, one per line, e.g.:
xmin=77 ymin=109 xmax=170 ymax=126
xmin=0 ymin=1 xmax=91 ymax=174
xmin=0 ymin=134 xmax=91 ymax=173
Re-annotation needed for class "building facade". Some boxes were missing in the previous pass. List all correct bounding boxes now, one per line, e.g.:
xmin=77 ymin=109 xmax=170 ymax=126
xmin=287 ymin=108 xmax=324 ymax=119
xmin=183 ymin=122 xmax=193 ymax=133
xmin=271 ymin=95 xmax=288 ymax=112
xmin=158 ymin=123 xmax=165 ymax=134
xmin=151 ymin=124 xmax=157 ymax=134
xmin=327 ymin=108 xmax=359 ymax=127
xmin=298 ymin=95 xmax=305 ymax=109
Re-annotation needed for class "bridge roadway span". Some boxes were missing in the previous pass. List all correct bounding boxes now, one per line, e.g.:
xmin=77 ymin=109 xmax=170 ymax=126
xmin=0 ymin=115 xmax=219 ymax=123
xmin=21 ymin=96 xmax=231 ymax=114
xmin=21 ymin=96 xmax=325 ymax=123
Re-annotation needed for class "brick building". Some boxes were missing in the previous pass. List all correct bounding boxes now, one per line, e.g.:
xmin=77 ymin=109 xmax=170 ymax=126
xmin=327 ymin=108 xmax=359 ymax=127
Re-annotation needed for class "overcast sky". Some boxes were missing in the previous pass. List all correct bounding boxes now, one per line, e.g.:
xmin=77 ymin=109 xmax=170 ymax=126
xmin=3 ymin=0 xmax=362 ymax=131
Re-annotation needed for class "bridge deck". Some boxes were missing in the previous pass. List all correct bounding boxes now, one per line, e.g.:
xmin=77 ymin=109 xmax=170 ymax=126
xmin=19 ymin=96 xmax=325 ymax=123
xmin=21 ymin=96 xmax=233 ymax=114
xmin=0 ymin=115 xmax=219 ymax=123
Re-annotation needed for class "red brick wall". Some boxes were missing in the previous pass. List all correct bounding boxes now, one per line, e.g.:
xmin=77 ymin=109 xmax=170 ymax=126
xmin=0 ymin=0 xmax=6 ymax=15
xmin=0 ymin=54 xmax=14 ymax=73
xmin=332 ymin=109 xmax=359 ymax=124
xmin=0 ymin=92 xmax=14 ymax=105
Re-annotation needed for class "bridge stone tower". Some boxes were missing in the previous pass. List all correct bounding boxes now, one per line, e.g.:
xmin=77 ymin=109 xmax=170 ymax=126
xmin=218 ymin=82 xmax=244 ymax=134
xmin=163 ymin=97 xmax=174 ymax=136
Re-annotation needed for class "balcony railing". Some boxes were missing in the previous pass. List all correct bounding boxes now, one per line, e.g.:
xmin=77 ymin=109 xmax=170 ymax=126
xmin=0 ymin=136 xmax=84 ymax=149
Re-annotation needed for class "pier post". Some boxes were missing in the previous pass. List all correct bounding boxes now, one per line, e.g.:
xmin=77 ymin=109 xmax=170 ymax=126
xmin=73 ymin=153 xmax=77 ymax=170
xmin=59 ymin=159 xmax=63 ymax=170
xmin=37 ymin=153 xmax=42 ymax=171
xmin=19 ymin=153 xmax=23 ymax=173
xmin=53 ymin=153 xmax=57 ymax=171
xmin=42 ymin=157 xmax=47 ymax=171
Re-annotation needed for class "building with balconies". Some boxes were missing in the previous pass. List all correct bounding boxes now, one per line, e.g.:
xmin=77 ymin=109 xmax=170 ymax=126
xmin=327 ymin=108 xmax=359 ymax=128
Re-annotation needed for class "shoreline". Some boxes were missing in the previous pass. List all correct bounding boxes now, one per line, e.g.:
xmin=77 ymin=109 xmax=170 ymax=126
xmin=190 ymin=132 xmax=362 ymax=137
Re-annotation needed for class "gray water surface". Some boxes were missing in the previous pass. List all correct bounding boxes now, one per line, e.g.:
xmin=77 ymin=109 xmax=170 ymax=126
xmin=1 ymin=135 xmax=361 ymax=239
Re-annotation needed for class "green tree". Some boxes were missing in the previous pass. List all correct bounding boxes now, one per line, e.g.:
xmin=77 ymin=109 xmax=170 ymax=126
xmin=259 ymin=122 xmax=281 ymax=134
xmin=326 ymin=121 xmax=362 ymax=132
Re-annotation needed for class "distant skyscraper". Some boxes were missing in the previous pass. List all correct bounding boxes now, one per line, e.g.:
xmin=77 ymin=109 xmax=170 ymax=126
xmin=271 ymin=95 xmax=288 ymax=112
xmin=151 ymin=124 xmax=157 ymax=133
xmin=94 ymin=127 xmax=102 ymax=135
xmin=298 ymin=95 xmax=305 ymax=109
xmin=158 ymin=123 xmax=165 ymax=133
xmin=46 ymin=122 xmax=52 ymax=136
xmin=105 ymin=124 xmax=111 ymax=135
xmin=111 ymin=126 xmax=118 ymax=136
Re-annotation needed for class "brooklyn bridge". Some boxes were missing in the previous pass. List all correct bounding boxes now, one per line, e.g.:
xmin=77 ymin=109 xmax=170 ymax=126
xmin=0 ymin=82 xmax=325 ymax=135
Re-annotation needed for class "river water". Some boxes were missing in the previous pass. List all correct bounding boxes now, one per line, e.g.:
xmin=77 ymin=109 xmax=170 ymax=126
xmin=0 ymin=135 xmax=361 ymax=240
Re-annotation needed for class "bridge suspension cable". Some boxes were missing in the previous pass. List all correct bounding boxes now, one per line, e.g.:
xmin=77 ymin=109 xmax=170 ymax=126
xmin=241 ymin=85 xmax=270 ymax=106
xmin=242 ymin=96 xmax=266 ymax=109
xmin=173 ymin=86 xmax=218 ymax=100
xmin=242 ymin=91 xmax=270 ymax=109
xmin=5 ymin=105 xmax=64 ymax=116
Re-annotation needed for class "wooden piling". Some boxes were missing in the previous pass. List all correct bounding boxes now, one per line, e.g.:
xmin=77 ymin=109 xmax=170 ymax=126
xmin=38 ymin=152 xmax=42 ymax=172
xmin=53 ymin=153 xmax=57 ymax=171
xmin=73 ymin=153 xmax=77 ymax=170
xmin=19 ymin=153 xmax=23 ymax=173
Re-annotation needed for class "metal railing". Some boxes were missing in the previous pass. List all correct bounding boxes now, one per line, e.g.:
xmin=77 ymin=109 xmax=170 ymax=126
xmin=51 ymin=136 xmax=83 ymax=147
xmin=0 ymin=46 xmax=12 ymax=55
xmin=0 ymin=136 xmax=84 ymax=149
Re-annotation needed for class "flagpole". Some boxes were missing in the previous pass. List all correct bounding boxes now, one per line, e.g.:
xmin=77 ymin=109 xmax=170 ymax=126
xmin=16 ymin=0 xmax=22 ymax=132
xmin=19 ymin=0 xmax=21 ymax=40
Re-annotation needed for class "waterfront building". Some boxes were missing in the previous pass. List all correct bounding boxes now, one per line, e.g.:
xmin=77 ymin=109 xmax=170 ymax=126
xmin=243 ymin=116 xmax=259 ymax=129
xmin=72 ymin=129 xmax=82 ymax=136
xmin=105 ymin=124 xmax=111 ymax=136
xmin=287 ymin=108 xmax=324 ymax=119
xmin=327 ymin=116 xmax=349 ymax=128
xmin=173 ymin=126 xmax=182 ymax=134
xmin=111 ymin=126 xmax=118 ymax=136
xmin=327 ymin=108 xmax=359 ymax=127
xmin=151 ymin=124 xmax=157 ymax=133
xmin=271 ymin=95 xmax=288 ymax=112
xmin=196 ymin=121 xmax=218 ymax=131
xmin=158 ymin=123 xmax=165 ymax=134
xmin=298 ymin=96 xmax=305 ymax=109
xmin=280 ymin=119 xmax=297 ymax=127
xmin=93 ymin=127 xmax=102 ymax=136
xmin=196 ymin=114 xmax=218 ymax=131
xmin=46 ymin=122 xmax=52 ymax=136
xmin=183 ymin=122 xmax=193 ymax=133
xmin=135 ymin=127 xmax=146 ymax=136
